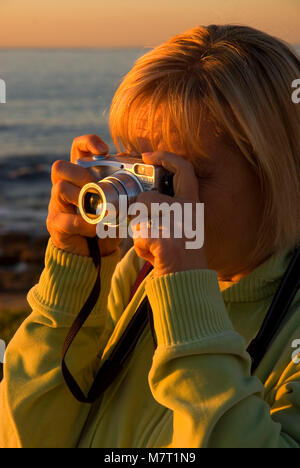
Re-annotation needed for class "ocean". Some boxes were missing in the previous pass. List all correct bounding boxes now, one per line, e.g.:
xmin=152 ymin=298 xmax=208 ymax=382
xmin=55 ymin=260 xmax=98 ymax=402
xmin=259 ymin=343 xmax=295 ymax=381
xmin=0 ymin=47 xmax=299 ymax=235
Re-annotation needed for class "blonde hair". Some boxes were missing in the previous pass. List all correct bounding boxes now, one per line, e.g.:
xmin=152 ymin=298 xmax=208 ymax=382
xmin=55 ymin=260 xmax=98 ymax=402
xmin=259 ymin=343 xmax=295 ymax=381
xmin=109 ymin=25 xmax=300 ymax=259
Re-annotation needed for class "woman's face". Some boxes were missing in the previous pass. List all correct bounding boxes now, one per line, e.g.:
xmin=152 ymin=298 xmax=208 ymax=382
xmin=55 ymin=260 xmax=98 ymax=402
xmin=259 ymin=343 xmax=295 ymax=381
xmin=130 ymin=109 xmax=266 ymax=281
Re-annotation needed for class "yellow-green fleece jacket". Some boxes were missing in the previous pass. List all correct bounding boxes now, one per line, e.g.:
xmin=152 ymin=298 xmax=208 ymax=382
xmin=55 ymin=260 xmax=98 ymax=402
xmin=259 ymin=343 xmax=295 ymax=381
xmin=0 ymin=240 xmax=300 ymax=448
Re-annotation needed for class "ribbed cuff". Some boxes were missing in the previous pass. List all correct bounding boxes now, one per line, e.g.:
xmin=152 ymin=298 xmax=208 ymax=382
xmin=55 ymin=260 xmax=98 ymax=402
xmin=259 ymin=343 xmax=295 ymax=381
xmin=145 ymin=269 xmax=234 ymax=348
xmin=27 ymin=239 xmax=120 ymax=327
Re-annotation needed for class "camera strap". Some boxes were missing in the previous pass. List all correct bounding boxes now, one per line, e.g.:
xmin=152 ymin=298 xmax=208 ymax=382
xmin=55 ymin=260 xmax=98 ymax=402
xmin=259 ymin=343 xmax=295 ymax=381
xmin=61 ymin=237 xmax=102 ymax=403
xmin=61 ymin=237 xmax=155 ymax=404
xmin=247 ymin=246 xmax=300 ymax=373
xmin=62 ymin=241 xmax=300 ymax=403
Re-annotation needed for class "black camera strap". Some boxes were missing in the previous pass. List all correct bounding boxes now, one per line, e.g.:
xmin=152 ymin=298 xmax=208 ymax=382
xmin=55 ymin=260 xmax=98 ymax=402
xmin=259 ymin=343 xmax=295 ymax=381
xmin=61 ymin=237 xmax=102 ymax=403
xmin=62 ymin=241 xmax=300 ymax=403
xmin=62 ymin=237 xmax=155 ymax=403
xmin=247 ymin=246 xmax=300 ymax=373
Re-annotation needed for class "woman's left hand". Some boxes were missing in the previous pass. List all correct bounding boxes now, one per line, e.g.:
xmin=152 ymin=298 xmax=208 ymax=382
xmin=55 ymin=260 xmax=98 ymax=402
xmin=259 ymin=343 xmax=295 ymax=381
xmin=132 ymin=151 xmax=208 ymax=278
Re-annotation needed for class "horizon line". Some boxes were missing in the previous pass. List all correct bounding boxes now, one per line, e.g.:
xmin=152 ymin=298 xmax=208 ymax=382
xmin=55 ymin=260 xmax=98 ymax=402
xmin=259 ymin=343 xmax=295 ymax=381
xmin=0 ymin=43 xmax=299 ymax=50
xmin=0 ymin=46 xmax=155 ymax=50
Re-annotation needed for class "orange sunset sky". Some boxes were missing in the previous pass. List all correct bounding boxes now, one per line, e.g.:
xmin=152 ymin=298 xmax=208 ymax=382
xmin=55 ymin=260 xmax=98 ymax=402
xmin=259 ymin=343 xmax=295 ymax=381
xmin=0 ymin=0 xmax=299 ymax=48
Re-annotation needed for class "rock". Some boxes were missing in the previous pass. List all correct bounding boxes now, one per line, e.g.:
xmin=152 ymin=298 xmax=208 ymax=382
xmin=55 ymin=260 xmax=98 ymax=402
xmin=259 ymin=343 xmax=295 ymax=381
xmin=20 ymin=236 xmax=48 ymax=263
xmin=0 ymin=233 xmax=31 ymax=261
xmin=0 ymin=232 xmax=48 ymax=293
xmin=0 ymin=293 xmax=31 ymax=311
xmin=0 ymin=256 xmax=20 ymax=267
xmin=0 ymin=263 xmax=43 ymax=292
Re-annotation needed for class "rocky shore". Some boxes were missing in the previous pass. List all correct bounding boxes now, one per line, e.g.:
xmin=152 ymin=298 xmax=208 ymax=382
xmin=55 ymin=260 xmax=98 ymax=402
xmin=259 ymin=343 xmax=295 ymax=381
xmin=0 ymin=232 xmax=49 ymax=310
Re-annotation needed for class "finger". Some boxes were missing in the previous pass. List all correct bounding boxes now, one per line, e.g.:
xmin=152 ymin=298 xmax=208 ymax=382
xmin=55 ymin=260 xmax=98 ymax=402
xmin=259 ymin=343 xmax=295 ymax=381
xmin=141 ymin=151 xmax=192 ymax=173
xmin=47 ymin=212 xmax=96 ymax=238
xmin=136 ymin=191 xmax=174 ymax=210
xmin=50 ymin=180 xmax=81 ymax=214
xmin=142 ymin=151 xmax=199 ymax=200
xmin=134 ymin=192 xmax=179 ymax=238
xmin=51 ymin=160 xmax=96 ymax=187
xmin=71 ymin=134 xmax=109 ymax=163
xmin=133 ymin=237 xmax=155 ymax=265
xmin=130 ymin=215 xmax=152 ymax=239
xmin=130 ymin=202 xmax=178 ymax=242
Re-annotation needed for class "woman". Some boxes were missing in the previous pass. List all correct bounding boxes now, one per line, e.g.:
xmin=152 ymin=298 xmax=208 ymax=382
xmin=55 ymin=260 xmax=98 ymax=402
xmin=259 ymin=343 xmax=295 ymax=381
xmin=1 ymin=24 xmax=300 ymax=448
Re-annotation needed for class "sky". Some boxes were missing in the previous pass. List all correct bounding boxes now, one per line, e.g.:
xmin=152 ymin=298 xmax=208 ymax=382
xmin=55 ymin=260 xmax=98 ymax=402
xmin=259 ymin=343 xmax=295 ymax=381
xmin=0 ymin=0 xmax=299 ymax=48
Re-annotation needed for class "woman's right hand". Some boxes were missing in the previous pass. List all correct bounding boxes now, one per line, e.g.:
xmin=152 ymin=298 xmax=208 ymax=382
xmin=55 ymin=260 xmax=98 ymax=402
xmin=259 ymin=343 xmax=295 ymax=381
xmin=47 ymin=134 xmax=121 ymax=257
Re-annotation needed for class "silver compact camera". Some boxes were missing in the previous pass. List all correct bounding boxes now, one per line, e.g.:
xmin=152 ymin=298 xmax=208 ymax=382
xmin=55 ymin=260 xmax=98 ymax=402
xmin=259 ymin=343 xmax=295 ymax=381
xmin=77 ymin=154 xmax=174 ymax=225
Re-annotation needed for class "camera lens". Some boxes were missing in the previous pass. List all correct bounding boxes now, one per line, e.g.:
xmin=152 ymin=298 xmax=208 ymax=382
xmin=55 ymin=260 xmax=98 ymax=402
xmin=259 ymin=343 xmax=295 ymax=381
xmin=78 ymin=182 xmax=107 ymax=224
xmin=78 ymin=172 xmax=143 ymax=225
xmin=84 ymin=192 xmax=102 ymax=216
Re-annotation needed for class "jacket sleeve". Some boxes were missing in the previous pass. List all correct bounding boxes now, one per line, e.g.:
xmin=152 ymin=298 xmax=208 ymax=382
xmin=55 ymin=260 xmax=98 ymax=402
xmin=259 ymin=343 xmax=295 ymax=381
xmin=145 ymin=269 xmax=300 ymax=448
xmin=0 ymin=239 xmax=125 ymax=448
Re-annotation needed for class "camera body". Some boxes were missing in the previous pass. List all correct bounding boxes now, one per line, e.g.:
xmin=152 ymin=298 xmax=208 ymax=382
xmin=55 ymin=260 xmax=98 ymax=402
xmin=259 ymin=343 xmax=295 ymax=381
xmin=77 ymin=154 xmax=174 ymax=225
